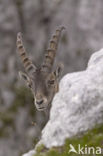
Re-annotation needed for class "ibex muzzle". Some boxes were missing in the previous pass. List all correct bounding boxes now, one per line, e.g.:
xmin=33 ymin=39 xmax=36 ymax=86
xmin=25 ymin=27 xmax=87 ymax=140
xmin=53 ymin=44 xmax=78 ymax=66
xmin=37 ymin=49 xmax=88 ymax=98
xmin=17 ymin=26 xmax=64 ymax=111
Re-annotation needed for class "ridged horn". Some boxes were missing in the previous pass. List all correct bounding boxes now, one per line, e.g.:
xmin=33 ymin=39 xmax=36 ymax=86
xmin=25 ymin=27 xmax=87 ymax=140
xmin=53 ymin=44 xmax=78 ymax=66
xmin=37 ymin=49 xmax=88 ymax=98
xmin=41 ymin=26 xmax=65 ymax=72
xmin=17 ymin=32 xmax=36 ymax=75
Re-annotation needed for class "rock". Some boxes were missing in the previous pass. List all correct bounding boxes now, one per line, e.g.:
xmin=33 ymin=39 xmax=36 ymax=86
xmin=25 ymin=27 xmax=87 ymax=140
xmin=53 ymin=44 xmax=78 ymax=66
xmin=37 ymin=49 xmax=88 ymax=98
xmin=22 ymin=150 xmax=35 ymax=156
xmin=38 ymin=49 xmax=103 ymax=148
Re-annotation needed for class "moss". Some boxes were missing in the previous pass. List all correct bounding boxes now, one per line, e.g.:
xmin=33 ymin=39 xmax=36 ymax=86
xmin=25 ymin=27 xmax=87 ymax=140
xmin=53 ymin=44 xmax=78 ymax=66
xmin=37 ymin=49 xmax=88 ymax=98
xmin=33 ymin=124 xmax=103 ymax=156
xmin=9 ymin=86 xmax=34 ymax=113
xmin=0 ymin=127 xmax=9 ymax=138
xmin=0 ymin=111 xmax=15 ymax=138
xmin=0 ymin=86 xmax=35 ymax=138
xmin=36 ymin=144 xmax=48 ymax=153
xmin=0 ymin=112 xmax=14 ymax=126
xmin=0 ymin=112 xmax=14 ymax=137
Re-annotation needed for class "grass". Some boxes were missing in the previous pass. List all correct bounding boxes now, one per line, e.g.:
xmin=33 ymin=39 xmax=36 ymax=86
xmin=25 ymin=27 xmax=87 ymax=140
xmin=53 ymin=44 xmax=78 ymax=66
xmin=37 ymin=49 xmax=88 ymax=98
xmin=33 ymin=124 xmax=103 ymax=156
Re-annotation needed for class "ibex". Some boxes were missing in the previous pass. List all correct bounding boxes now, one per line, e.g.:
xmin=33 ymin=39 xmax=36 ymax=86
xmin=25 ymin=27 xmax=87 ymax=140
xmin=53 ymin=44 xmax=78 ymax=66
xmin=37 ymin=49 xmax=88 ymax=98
xmin=17 ymin=26 xmax=64 ymax=111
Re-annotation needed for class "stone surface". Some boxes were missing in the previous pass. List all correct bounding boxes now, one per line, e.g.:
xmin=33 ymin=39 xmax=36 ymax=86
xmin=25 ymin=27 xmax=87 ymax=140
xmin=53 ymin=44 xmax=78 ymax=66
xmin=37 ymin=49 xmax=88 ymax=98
xmin=39 ymin=49 xmax=103 ymax=148
xmin=23 ymin=150 xmax=35 ymax=156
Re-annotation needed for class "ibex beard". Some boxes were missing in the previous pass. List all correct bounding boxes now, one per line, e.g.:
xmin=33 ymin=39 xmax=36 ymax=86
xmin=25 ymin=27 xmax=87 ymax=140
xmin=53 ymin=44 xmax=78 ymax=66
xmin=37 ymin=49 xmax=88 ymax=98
xmin=17 ymin=26 xmax=65 ymax=111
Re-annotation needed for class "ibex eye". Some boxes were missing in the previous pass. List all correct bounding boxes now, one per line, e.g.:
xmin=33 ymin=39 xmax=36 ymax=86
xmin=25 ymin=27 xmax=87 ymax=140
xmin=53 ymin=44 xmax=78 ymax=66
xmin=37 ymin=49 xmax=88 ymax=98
xmin=48 ymin=80 xmax=55 ymax=85
xmin=27 ymin=82 xmax=32 ymax=88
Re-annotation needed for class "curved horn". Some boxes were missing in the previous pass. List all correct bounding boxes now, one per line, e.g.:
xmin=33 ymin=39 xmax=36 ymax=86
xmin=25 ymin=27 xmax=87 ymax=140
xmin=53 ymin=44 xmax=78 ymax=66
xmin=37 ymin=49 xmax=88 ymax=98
xmin=17 ymin=32 xmax=36 ymax=75
xmin=41 ymin=26 xmax=65 ymax=72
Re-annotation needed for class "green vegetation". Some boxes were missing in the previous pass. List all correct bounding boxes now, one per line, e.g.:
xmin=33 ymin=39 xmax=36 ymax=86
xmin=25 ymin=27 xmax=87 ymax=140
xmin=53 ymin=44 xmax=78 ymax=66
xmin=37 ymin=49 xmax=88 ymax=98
xmin=0 ymin=111 xmax=14 ymax=137
xmin=9 ymin=86 xmax=34 ymax=113
xmin=0 ymin=86 xmax=35 ymax=138
xmin=34 ymin=124 xmax=103 ymax=156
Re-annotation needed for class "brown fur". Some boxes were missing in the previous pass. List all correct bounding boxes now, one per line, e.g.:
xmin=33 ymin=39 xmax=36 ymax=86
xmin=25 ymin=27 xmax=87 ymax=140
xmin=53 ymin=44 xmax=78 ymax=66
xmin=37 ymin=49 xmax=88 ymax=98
xmin=17 ymin=26 xmax=64 ymax=111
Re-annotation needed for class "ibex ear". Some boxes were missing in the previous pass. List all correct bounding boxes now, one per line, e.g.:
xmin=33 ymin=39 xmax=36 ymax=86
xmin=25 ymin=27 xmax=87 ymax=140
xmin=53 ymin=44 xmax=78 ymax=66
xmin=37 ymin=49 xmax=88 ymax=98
xmin=19 ymin=71 xmax=30 ymax=82
xmin=54 ymin=63 xmax=64 ymax=78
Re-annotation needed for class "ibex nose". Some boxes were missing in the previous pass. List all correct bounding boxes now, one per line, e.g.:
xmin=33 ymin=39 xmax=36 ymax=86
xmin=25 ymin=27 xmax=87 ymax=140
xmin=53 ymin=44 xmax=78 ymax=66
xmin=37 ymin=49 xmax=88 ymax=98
xmin=35 ymin=93 xmax=45 ymax=105
xmin=36 ymin=99 xmax=44 ymax=105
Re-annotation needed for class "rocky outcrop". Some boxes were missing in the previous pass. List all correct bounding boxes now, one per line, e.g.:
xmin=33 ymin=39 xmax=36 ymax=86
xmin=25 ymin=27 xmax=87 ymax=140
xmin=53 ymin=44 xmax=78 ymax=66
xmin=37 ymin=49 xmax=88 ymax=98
xmin=40 ymin=49 xmax=103 ymax=148
xmin=23 ymin=49 xmax=103 ymax=155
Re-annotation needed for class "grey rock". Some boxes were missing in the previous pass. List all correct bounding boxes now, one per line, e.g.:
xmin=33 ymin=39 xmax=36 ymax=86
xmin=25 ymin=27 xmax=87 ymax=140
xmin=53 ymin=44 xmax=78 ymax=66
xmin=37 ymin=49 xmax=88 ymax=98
xmin=39 ymin=49 xmax=103 ymax=148
xmin=23 ymin=150 xmax=36 ymax=156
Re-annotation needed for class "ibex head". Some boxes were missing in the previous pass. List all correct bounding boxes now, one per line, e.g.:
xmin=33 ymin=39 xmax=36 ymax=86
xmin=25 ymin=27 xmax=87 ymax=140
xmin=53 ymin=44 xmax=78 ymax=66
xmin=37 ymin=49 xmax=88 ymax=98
xmin=17 ymin=27 xmax=64 ymax=111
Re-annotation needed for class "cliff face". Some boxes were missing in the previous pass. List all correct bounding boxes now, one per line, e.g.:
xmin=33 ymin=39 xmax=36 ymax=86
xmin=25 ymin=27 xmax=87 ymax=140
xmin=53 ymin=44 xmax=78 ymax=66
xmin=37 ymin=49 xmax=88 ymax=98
xmin=1 ymin=0 xmax=103 ymax=156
